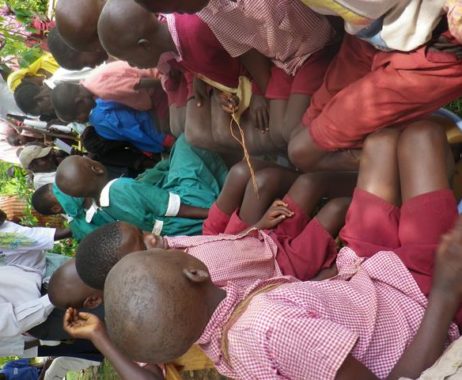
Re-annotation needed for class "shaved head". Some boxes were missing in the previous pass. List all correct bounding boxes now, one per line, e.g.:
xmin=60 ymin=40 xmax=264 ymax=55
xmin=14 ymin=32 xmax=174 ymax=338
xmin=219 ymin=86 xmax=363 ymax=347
xmin=104 ymin=250 xmax=214 ymax=363
xmin=56 ymin=0 xmax=106 ymax=52
xmin=56 ymin=155 xmax=107 ymax=198
xmin=48 ymin=259 xmax=102 ymax=309
xmin=98 ymin=0 xmax=172 ymax=68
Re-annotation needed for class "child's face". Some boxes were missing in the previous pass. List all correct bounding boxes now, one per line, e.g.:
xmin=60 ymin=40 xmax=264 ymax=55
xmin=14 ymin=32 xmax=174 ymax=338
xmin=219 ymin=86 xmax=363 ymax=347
xmin=135 ymin=0 xmax=209 ymax=14
xmin=118 ymin=222 xmax=167 ymax=258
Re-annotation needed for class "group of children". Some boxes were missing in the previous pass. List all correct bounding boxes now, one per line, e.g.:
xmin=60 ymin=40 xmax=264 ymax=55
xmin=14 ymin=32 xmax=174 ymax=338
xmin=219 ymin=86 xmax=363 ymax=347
xmin=9 ymin=0 xmax=462 ymax=378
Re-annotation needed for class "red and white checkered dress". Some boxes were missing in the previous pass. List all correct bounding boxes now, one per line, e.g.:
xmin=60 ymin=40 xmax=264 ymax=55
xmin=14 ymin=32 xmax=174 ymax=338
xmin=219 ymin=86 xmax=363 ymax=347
xmin=197 ymin=0 xmax=335 ymax=75
xmin=197 ymin=247 xmax=460 ymax=380
xmin=165 ymin=230 xmax=283 ymax=289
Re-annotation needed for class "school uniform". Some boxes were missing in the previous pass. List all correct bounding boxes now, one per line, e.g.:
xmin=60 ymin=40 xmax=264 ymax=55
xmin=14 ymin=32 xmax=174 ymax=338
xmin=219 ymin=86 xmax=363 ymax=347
xmin=197 ymin=0 xmax=338 ymax=99
xmin=81 ymin=61 xmax=168 ymax=120
xmin=203 ymin=195 xmax=338 ymax=281
xmin=196 ymin=189 xmax=460 ymax=379
xmin=85 ymin=134 xmax=228 ymax=236
xmin=297 ymin=0 xmax=462 ymax=150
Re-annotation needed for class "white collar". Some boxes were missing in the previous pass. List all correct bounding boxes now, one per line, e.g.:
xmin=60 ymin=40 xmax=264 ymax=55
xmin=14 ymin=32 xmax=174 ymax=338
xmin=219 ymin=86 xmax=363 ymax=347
xmin=99 ymin=179 xmax=118 ymax=207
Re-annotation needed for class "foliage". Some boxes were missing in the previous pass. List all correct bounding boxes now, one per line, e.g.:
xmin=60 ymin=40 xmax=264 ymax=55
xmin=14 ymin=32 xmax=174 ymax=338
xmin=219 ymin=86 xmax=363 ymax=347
xmin=447 ymin=98 xmax=462 ymax=117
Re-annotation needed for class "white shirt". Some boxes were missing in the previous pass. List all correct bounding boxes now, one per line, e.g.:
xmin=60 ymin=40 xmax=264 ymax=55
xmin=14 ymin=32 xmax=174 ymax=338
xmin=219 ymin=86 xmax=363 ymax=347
xmin=0 ymin=221 xmax=56 ymax=355
xmin=33 ymin=171 xmax=56 ymax=190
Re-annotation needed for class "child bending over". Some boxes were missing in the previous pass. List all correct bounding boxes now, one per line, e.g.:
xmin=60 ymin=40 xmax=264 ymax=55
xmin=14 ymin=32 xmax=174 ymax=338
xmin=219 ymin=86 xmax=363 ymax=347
xmin=56 ymin=134 xmax=228 ymax=236
xmin=101 ymin=121 xmax=462 ymax=379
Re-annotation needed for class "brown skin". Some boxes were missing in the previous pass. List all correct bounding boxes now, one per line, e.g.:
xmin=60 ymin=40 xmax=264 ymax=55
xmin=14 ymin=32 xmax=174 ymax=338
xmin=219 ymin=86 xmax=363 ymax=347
xmin=48 ymin=259 xmax=103 ymax=310
xmin=134 ymin=0 xmax=209 ymax=14
xmin=0 ymin=209 xmax=6 ymax=226
xmin=55 ymin=0 xmax=106 ymax=52
xmin=98 ymin=0 xmax=177 ymax=69
xmin=28 ymin=151 xmax=63 ymax=173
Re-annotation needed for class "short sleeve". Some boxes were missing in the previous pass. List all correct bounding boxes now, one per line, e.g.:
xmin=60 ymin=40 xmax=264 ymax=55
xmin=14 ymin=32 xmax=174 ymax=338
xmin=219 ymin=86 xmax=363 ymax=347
xmin=229 ymin=315 xmax=358 ymax=380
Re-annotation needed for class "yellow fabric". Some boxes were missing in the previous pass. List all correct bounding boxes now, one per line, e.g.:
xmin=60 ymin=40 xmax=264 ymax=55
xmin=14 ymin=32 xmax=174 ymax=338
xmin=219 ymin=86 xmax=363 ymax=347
xmin=298 ymin=0 xmax=369 ymax=25
xmin=196 ymin=74 xmax=252 ymax=122
xmin=165 ymin=345 xmax=214 ymax=380
xmin=7 ymin=53 xmax=59 ymax=91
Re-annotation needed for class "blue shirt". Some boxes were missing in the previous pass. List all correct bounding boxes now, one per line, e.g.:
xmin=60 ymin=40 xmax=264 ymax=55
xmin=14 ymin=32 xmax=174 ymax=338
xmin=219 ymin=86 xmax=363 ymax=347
xmin=1 ymin=359 xmax=40 ymax=380
xmin=89 ymin=99 xmax=166 ymax=153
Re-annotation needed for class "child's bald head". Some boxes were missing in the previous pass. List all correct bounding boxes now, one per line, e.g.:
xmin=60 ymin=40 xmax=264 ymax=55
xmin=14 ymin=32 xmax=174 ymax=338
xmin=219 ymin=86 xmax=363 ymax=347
xmin=48 ymin=259 xmax=103 ymax=310
xmin=56 ymin=156 xmax=107 ymax=198
xmin=98 ymin=0 xmax=172 ymax=68
xmin=104 ymin=249 xmax=215 ymax=363
xmin=134 ymin=0 xmax=209 ymax=14
xmin=56 ymin=0 xmax=106 ymax=52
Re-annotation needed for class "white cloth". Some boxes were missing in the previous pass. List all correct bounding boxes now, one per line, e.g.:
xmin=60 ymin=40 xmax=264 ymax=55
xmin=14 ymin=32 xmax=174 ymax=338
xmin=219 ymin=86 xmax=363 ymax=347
xmin=33 ymin=171 xmax=56 ymax=190
xmin=0 ymin=221 xmax=56 ymax=355
xmin=43 ymin=67 xmax=96 ymax=90
xmin=0 ymin=221 xmax=55 ymax=273
xmin=44 ymin=357 xmax=101 ymax=380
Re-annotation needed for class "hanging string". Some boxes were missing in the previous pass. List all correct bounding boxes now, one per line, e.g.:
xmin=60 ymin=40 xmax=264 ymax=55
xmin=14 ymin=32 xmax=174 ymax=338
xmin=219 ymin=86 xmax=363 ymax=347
xmin=229 ymin=112 xmax=260 ymax=198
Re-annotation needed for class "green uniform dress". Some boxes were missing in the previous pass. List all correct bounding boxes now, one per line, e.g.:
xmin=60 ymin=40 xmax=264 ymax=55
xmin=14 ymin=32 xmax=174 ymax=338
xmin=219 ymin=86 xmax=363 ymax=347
xmin=52 ymin=184 xmax=115 ymax=241
xmin=89 ymin=134 xmax=228 ymax=236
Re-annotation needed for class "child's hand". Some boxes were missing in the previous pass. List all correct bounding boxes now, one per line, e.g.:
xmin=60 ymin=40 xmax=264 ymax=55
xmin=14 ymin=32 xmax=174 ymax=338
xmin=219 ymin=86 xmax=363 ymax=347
xmin=63 ymin=307 xmax=105 ymax=341
xmin=433 ymin=216 xmax=462 ymax=301
xmin=218 ymin=91 xmax=240 ymax=114
xmin=249 ymin=94 xmax=269 ymax=133
xmin=255 ymin=200 xmax=294 ymax=230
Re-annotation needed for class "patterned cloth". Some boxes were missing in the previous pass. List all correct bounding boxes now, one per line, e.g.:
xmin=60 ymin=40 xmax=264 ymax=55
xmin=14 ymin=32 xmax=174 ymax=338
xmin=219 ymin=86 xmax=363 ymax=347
xmin=197 ymin=0 xmax=335 ymax=76
xmin=446 ymin=0 xmax=462 ymax=43
xmin=197 ymin=248 xmax=460 ymax=380
xmin=165 ymin=229 xmax=282 ymax=288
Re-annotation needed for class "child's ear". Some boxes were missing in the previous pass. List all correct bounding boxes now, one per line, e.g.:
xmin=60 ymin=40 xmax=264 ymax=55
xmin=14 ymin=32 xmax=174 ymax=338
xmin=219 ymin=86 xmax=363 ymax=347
xmin=183 ymin=268 xmax=210 ymax=283
xmin=90 ymin=163 xmax=105 ymax=175
xmin=137 ymin=38 xmax=151 ymax=51
xmin=51 ymin=204 xmax=63 ymax=214
xmin=83 ymin=295 xmax=103 ymax=309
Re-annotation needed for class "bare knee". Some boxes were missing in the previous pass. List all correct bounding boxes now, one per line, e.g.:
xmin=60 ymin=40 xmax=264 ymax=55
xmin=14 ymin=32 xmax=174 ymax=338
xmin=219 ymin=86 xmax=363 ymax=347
xmin=315 ymin=197 xmax=352 ymax=236
xmin=254 ymin=168 xmax=282 ymax=193
xmin=184 ymin=122 xmax=214 ymax=149
xmin=288 ymin=128 xmax=313 ymax=170
xmin=398 ymin=120 xmax=446 ymax=153
xmin=363 ymin=128 xmax=401 ymax=160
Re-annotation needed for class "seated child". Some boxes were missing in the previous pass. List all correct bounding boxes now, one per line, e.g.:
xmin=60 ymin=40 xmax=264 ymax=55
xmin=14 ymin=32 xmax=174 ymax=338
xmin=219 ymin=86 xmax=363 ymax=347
xmin=73 ymin=167 xmax=353 ymax=290
xmin=51 ymin=82 xmax=172 ymax=154
xmin=56 ymin=134 xmax=228 ymax=236
xmin=102 ymin=122 xmax=462 ymax=379
xmin=14 ymin=82 xmax=55 ymax=118
xmin=31 ymin=183 xmax=115 ymax=241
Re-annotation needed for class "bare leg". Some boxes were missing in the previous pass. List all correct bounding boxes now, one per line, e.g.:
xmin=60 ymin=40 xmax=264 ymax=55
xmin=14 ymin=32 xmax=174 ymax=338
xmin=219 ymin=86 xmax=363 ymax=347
xmin=239 ymin=167 xmax=299 ymax=225
xmin=357 ymin=128 xmax=401 ymax=205
xmin=268 ymin=99 xmax=288 ymax=150
xmin=281 ymin=94 xmax=311 ymax=143
xmin=288 ymin=126 xmax=361 ymax=172
xmin=398 ymin=120 xmax=452 ymax=202
xmin=169 ymin=105 xmax=186 ymax=137
xmin=315 ymin=197 xmax=351 ymax=237
xmin=215 ymin=160 xmax=283 ymax=215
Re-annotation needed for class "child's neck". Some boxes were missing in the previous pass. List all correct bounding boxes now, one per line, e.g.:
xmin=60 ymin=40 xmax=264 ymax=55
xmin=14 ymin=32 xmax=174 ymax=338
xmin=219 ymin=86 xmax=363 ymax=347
xmin=159 ymin=24 xmax=178 ymax=55
xmin=206 ymin=285 xmax=226 ymax=319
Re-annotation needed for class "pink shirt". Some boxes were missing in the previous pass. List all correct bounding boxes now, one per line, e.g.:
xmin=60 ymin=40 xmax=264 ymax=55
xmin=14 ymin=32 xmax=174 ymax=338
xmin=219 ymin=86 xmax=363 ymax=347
xmin=197 ymin=0 xmax=335 ymax=76
xmin=82 ymin=61 xmax=160 ymax=111
xmin=165 ymin=230 xmax=282 ymax=288
xmin=197 ymin=247 xmax=460 ymax=380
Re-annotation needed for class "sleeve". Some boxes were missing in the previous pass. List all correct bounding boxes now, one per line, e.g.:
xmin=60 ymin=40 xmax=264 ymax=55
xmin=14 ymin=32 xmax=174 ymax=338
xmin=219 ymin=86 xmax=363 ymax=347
xmin=0 ymin=295 xmax=53 ymax=355
xmin=229 ymin=316 xmax=358 ymax=380
xmin=1 ymin=224 xmax=55 ymax=250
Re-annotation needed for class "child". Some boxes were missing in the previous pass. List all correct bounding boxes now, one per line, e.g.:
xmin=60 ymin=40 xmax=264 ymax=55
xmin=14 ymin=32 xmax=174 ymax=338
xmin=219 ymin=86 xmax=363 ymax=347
xmin=73 ymin=166 xmax=353 ymax=291
xmin=31 ymin=183 xmax=115 ymax=241
xmin=51 ymin=83 xmax=171 ymax=154
xmin=56 ymin=134 xmax=228 ymax=236
xmin=102 ymin=122 xmax=462 ymax=379
xmin=287 ymin=1 xmax=462 ymax=172
xmin=55 ymin=0 xmax=106 ymax=53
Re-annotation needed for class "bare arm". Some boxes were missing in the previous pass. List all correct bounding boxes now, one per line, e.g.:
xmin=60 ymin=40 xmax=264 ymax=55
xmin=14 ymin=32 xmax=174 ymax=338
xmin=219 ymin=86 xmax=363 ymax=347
xmin=177 ymin=204 xmax=209 ymax=219
xmin=54 ymin=228 xmax=72 ymax=240
xmin=135 ymin=78 xmax=161 ymax=90
xmin=63 ymin=309 xmax=164 ymax=380
xmin=239 ymin=48 xmax=271 ymax=94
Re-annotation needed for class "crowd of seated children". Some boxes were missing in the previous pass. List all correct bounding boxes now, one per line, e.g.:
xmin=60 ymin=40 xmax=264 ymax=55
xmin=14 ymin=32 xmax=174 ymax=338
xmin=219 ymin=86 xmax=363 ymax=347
xmin=9 ymin=0 xmax=462 ymax=378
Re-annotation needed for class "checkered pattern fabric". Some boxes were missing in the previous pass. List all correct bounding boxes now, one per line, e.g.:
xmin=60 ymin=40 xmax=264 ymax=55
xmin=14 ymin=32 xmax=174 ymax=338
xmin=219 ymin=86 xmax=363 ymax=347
xmin=197 ymin=0 xmax=335 ymax=75
xmin=198 ymin=248 xmax=460 ymax=379
xmin=165 ymin=230 xmax=283 ymax=288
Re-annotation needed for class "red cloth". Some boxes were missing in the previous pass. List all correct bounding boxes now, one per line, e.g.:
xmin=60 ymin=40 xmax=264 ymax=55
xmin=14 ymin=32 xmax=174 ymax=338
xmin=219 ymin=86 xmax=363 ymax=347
xmin=269 ymin=195 xmax=337 ymax=281
xmin=265 ymin=45 xmax=338 ymax=100
xmin=340 ymin=188 xmax=458 ymax=302
xmin=173 ymin=13 xmax=244 ymax=89
xmin=162 ymin=65 xmax=194 ymax=107
xmin=203 ymin=195 xmax=337 ymax=281
xmin=303 ymin=33 xmax=462 ymax=150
